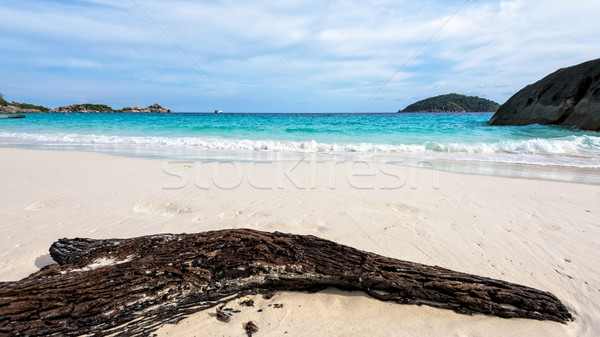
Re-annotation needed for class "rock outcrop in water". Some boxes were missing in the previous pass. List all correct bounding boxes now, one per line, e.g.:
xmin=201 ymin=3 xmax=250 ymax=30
xmin=489 ymin=58 xmax=600 ymax=131
xmin=121 ymin=103 xmax=172 ymax=113
xmin=0 ymin=229 xmax=572 ymax=336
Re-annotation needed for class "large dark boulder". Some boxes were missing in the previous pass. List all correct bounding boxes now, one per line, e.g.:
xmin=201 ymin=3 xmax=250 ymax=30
xmin=489 ymin=58 xmax=600 ymax=131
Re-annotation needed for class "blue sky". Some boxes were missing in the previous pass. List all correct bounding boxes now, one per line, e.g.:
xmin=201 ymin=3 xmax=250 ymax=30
xmin=1 ymin=0 xmax=599 ymax=112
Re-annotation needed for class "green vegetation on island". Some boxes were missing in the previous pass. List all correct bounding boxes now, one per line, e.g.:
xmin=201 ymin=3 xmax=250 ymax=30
xmin=9 ymin=102 xmax=50 ymax=112
xmin=399 ymin=93 xmax=500 ymax=113
xmin=58 ymin=103 xmax=114 ymax=113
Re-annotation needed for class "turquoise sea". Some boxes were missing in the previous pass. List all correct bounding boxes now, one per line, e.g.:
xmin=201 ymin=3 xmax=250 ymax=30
xmin=1 ymin=112 xmax=599 ymax=183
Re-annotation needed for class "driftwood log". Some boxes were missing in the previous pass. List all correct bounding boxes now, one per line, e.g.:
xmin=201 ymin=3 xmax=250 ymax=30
xmin=0 ymin=229 xmax=572 ymax=336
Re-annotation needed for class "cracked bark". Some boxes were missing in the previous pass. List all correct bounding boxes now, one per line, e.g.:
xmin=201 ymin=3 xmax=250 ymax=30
xmin=0 ymin=229 xmax=572 ymax=336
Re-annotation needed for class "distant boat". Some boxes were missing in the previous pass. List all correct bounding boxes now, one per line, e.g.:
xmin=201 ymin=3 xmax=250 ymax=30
xmin=214 ymin=110 xmax=222 ymax=114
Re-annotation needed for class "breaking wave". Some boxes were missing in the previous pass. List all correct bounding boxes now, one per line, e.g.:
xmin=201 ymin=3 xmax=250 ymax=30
xmin=1 ymin=131 xmax=599 ymax=167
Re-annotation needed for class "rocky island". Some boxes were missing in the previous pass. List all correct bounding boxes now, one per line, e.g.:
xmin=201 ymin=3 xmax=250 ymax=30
xmin=0 ymin=94 xmax=172 ymax=114
xmin=399 ymin=93 xmax=500 ymax=113
xmin=489 ymin=58 xmax=600 ymax=131
xmin=51 ymin=103 xmax=172 ymax=113
xmin=0 ymin=94 xmax=50 ymax=113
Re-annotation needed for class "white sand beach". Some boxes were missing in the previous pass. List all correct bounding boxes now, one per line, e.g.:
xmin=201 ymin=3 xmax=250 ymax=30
xmin=0 ymin=147 xmax=599 ymax=336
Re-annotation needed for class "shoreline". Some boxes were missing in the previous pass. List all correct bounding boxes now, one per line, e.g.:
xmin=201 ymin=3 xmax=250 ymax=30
xmin=2 ymin=112 xmax=598 ymax=183
xmin=1 ymin=141 xmax=599 ymax=185
xmin=1 ymin=147 xmax=599 ymax=336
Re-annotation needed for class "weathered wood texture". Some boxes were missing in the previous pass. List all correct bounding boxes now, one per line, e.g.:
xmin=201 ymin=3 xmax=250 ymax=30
xmin=0 ymin=229 xmax=572 ymax=336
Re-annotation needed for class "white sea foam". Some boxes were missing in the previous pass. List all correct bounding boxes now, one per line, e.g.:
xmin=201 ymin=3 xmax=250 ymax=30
xmin=425 ymin=136 xmax=594 ymax=155
xmin=1 ymin=131 xmax=599 ymax=167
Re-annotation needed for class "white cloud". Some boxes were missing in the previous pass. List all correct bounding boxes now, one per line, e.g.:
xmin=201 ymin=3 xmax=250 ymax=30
xmin=0 ymin=0 xmax=599 ymax=111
